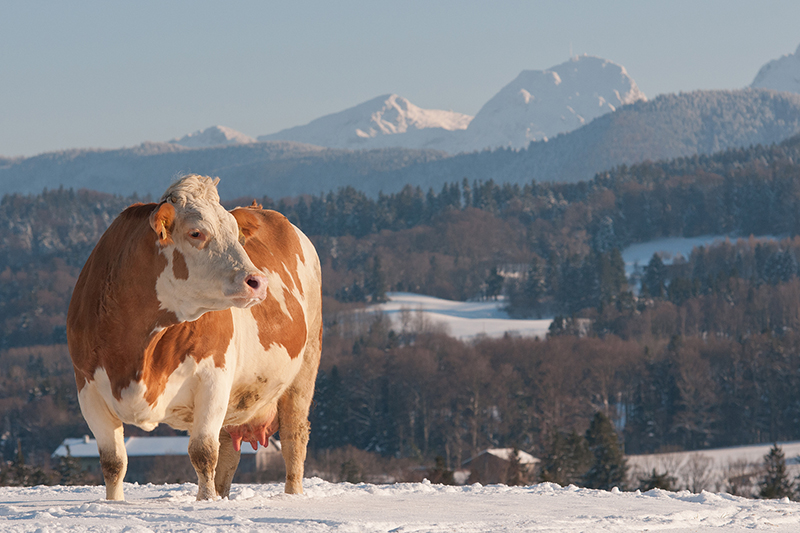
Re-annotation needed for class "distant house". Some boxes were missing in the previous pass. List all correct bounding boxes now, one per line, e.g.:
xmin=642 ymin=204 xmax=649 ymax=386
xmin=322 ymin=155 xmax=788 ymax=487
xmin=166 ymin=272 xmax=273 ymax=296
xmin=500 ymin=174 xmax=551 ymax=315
xmin=461 ymin=448 xmax=539 ymax=485
xmin=53 ymin=435 xmax=282 ymax=484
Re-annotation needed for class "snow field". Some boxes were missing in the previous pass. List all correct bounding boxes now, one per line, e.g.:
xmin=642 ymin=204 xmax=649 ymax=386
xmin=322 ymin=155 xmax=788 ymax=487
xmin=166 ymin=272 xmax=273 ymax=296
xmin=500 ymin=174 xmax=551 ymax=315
xmin=371 ymin=292 xmax=552 ymax=340
xmin=2 ymin=479 xmax=800 ymax=532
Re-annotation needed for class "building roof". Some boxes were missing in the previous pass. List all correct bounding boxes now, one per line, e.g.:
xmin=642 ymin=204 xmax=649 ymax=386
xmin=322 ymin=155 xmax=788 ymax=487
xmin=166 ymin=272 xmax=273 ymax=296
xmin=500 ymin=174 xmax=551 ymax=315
xmin=52 ymin=435 xmax=280 ymax=458
xmin=462 ymin=448 xmax=539 ymax=466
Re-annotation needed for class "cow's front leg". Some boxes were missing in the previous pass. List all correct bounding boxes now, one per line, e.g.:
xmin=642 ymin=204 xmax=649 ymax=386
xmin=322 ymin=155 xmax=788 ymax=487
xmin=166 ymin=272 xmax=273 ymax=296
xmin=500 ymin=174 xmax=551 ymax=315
xmin=78 ymin=385 xmax=127 ymax=501
xmin=190 ymin=383 xmax=229 ymax=500
xmin=188 ymin=432 xmax=219 ymax=500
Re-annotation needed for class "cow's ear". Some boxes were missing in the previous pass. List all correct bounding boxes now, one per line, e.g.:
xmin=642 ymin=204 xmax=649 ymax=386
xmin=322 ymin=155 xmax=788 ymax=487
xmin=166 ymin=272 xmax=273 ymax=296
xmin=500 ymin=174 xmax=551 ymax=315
xmin=149 ymin=202 xmax=176 ymax=245
xmin=231 ymin=208 xmax=260 ymax=242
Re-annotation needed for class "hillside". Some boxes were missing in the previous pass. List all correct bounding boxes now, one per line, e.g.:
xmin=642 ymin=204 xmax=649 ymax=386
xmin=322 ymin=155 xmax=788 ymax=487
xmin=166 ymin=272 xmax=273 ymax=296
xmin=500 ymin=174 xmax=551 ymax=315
xmin=443 ymin=88 xmax=800 ymax=186
xmin=3 ymin=90 xmax=800 ymax=199
xmin=0 ymin=141 xmax=449 ymax=199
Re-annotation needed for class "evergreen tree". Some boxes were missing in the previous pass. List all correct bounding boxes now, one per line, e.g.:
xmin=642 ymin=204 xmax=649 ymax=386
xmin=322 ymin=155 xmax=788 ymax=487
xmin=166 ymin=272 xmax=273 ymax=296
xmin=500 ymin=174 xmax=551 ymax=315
xmin=539 ymin=430 xmax=592 ymax=486
xmin=486 ymin=267 xmax=504 ymax=300
xmin=524 ymin=257 xmax=547 ymax=306
xmin=598 ymin=248 xmax=627 ymax=304
xmin=583 ymin=412 xmax=628 ymax=490
xmin=461 ymin=178 xmax=472 ymax=208
xmin=365 ymin=255 xmax=387 ymax=303
xmin=57 ymin=451 xmax=85 ymax=486
xmin=759 ymin=444 xmax=794 ymax=499
xmin=643 ymin=254 xmax=667 ymax=298
xmin=310 ymin=366 xmax=350 ymax=449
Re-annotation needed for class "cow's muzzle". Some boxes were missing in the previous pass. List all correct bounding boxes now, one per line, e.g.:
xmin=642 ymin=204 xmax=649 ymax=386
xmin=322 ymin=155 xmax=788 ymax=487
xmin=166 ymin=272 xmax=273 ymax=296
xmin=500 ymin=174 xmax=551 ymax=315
xmin=231 ymin=273 xmax=268 ymax=307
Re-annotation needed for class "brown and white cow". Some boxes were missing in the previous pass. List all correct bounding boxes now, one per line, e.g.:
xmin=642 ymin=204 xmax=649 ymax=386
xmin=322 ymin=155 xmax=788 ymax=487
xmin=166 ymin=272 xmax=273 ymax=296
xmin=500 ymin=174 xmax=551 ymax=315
xmin=67 ymin=175 xmax=322 ymax=501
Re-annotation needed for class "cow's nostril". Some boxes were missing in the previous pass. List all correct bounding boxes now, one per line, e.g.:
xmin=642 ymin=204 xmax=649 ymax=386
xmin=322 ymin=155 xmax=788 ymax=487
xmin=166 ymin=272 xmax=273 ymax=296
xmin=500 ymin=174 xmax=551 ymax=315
xmin=246 ymin=277 xmax=260 ymax=290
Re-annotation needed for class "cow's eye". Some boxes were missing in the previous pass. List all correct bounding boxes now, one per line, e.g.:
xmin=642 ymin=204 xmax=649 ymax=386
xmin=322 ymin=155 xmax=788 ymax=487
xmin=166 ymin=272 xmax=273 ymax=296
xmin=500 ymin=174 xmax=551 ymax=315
xmin=189 ymin=230 xmax=203 ymax=239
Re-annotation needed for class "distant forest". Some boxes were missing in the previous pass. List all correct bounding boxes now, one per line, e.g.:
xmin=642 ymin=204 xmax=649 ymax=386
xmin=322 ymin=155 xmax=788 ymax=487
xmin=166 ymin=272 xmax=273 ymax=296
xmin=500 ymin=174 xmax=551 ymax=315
xmin=4 ymin=134 xmax=800 ymax=482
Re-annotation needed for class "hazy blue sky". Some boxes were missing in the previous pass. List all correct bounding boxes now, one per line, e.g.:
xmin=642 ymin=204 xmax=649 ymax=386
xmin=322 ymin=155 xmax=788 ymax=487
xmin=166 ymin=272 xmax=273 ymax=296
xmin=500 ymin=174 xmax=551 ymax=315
xmin=2 ymin=0 xmax=799 ymax=157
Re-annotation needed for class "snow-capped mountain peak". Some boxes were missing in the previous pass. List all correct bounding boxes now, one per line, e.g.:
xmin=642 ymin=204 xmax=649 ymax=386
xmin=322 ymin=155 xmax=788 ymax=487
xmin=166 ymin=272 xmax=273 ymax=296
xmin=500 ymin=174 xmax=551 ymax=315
xmin=356 ymin=93 xmax=472 ymax=138
xmin=461 ymin=55 xmax=646 ymax=151
xmin=170 ymin=125 xmax=256 ymax=148
xmin=258 ymin=94 xmax=472 ymax=150
xmin=751 ymin=43 xmax=800 ymax=94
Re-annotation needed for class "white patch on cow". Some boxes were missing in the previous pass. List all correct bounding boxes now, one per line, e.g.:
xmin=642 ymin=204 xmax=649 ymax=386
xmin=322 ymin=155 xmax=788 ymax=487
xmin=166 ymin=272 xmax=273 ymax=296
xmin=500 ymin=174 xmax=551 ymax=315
xmin=222 ymin=307 xmax=305 ymax=426
xmin=264 ymin=268 xmax=292 ymax=319
xmin=154 ymin=244 xmax=204 ymax=322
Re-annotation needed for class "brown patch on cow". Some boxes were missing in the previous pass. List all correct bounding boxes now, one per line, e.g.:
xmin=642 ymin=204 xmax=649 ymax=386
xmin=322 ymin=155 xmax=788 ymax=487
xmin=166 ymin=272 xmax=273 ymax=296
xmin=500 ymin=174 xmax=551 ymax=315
xmin=235 ymin=389 xmax=260 ymax=410
xmin=250 ymin=287 xmax=307 ymax=359
xmin=142 ymin=310 xmax=234 ymax=405
xmin=188 ymin=435 xmax=217 ymax=479
xmin=231 ymin=208 xmax=306 ymax=297
xmin=172 ymin=249 xmax=189 ymax=280
xmin=170 ymin=406 xmax=195 ymax=427
xmin=99 ymin=449 xmax=124 ymax=484
xmin=67 ymin=202 xmax=234 ymax=406
xmin=230 ymin=207 xmax=309 ymax=359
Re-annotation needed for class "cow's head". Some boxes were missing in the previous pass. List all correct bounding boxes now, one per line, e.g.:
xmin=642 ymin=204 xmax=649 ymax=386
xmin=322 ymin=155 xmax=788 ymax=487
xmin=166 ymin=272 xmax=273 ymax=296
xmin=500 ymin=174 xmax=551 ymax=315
xmin=149 ymin=175 xmax=267 ymax=322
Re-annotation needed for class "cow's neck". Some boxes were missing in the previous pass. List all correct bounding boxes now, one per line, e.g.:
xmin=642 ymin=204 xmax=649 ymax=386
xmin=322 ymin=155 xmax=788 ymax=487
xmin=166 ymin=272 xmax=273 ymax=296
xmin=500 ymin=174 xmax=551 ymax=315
xmin=100 ymin=226 xmax=181 ymax=363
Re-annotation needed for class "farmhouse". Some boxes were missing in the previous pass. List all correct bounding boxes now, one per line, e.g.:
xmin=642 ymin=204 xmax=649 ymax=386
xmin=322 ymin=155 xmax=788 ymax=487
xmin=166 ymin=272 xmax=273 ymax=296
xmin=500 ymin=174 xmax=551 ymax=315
xmin=462 ymin=447 xmax=540 ymax=484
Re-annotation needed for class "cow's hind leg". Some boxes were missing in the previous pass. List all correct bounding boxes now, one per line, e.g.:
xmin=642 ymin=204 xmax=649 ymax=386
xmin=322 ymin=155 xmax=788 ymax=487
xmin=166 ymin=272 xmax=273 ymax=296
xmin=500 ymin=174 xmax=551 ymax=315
xmin=277 ymin=325 xmax=321 ymax=494
xmin=78 ymin=385 xmax=127 ymax=501
xmin=214 ymin=428 xmax=241 ymax=498
xmin=277 ymin=386 xmax=311 ymax=494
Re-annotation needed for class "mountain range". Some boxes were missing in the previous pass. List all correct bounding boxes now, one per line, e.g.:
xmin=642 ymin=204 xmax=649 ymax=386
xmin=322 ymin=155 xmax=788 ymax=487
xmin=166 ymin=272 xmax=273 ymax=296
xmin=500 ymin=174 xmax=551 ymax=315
xmin=2 ymin=45 xmax=800 ymax=199
xmin=258 ymin=55 xmax=645 ymax=153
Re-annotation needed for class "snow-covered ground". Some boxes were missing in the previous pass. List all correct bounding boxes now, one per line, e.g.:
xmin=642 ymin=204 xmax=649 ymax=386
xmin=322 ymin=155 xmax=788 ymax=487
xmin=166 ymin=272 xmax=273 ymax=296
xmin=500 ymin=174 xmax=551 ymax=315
xmin=372 ymin=292 xmax=552 ymax=340
xmin=628 ymin=441 xmax=800 ymax=496
xmin=3 ymin=479 xmax=800 ymax=532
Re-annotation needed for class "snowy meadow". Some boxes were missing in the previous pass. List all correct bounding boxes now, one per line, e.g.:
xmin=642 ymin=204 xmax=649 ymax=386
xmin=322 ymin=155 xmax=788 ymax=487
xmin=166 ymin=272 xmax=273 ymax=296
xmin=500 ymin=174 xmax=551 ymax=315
xmin=3 ymin=479 xmax=800 ymax=532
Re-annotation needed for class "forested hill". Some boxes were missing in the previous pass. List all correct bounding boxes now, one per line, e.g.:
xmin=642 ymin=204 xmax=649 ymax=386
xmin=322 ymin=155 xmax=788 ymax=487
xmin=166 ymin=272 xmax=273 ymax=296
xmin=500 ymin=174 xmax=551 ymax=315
xmin=7 ymin=132 xmax=800 ymax=470
xmin=4 ymin=132 xmax=800 ymax=346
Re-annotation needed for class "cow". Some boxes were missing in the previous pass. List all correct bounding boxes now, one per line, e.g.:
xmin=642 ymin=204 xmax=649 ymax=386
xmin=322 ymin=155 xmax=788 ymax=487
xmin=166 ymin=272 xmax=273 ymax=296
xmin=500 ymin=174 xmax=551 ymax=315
xmin=67 ymin=174 xmax=322 ymax=501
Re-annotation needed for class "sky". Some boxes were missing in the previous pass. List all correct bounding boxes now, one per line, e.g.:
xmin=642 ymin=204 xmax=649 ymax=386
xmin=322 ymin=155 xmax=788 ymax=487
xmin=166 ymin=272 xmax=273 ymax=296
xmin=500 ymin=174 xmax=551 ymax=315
xmin=2 ymin=0 xmax=800 ymax=158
